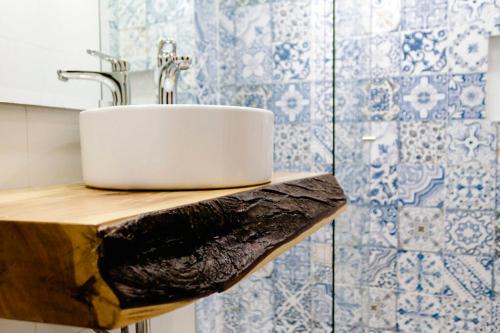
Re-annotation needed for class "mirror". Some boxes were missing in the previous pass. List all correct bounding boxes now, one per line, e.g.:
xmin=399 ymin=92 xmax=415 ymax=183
xmin=0 ymin=0 xmax=101 ymax=109
xmin=0 ymin=0 xmax=193 ymax=109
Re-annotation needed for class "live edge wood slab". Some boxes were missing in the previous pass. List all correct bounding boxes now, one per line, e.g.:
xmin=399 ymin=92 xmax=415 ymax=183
xmin=0 ymin=173 xmax=346 ymax=329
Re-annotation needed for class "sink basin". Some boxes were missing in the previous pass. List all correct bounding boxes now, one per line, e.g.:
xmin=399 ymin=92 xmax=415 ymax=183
xmin=80 ymin=104 xmax=274 ymax=190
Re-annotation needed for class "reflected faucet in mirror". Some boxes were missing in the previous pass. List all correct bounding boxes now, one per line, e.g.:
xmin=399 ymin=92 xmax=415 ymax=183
xmin=156 ymin=39 xmax=191 ymax=104
xmin=57 ymin=50 xmax=130 ymax=106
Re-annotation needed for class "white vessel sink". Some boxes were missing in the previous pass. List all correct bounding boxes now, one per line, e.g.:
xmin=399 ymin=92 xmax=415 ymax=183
xmin=80 ymin=104 xmax=274 ymax=190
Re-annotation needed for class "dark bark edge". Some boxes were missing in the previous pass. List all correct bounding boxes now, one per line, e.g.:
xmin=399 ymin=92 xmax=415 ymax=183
xmin=97 ymin=174 xmax=346 ymax=309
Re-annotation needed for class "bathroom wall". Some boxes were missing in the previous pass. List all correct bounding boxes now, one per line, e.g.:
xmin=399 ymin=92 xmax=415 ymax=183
xmin=334 ymin=0 xmax=500 ymax=332
xmin=0 ymin=101 xmax=195 ymax=332
xmin=0 ymin=103 xmax=82 ymax=190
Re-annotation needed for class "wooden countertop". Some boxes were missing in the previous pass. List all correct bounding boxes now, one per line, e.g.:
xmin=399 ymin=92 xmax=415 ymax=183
xmin=0 ymin=173 xmax=346 ymax=329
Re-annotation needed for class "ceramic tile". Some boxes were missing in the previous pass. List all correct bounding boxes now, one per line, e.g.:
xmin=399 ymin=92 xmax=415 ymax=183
xmin=371 ymin=0 xmax=401 ymax=33
xmin=363 ymin=204 xmax=398 ymax=248
xmin=274 ymin=123 xmax=311 ymax=172
xmin=449 ymin=24 xmax=489 ymax=74
xmin=399 ymin=207 xmax=443 ymax=252
xmin=494 ymin=257 xmax=500 ymax=294
xmin=448 ymin=0 xmax=497 ymax=27
xmin=444 ymin=210 xmax=495 ymax=256
xmin=447 ymin=120 xmax=496 ymax=166
xmin=398 ymin=164 xmax=445 ymax=207
xmin=362 ymin=288 xmax=397 ymax=330
xmin=448 ymin=73 xmax=486 ymax=119
xmin=483 ymin=2 xmax=500 ymax=36
xmin=118 ymin=27 xmax=150 ymax=71
xmin=371 ymin=33 xmax=401 ymax=78
xmin=311 ymin=241 xmax=333 ymax=271
xmin=311 ymin=122 xmax=333 ymax=173
xmin=333 ymin=326 xmax=365 ymax=333
xmin=400 ymin=121 xmax=446 ymax=164
xmin=26 ymin=107 xmax=82 ymax=187
xmin=334 ymin=204 xmax=369 ymax=246
xmin=336 ymin=38 xmax=371 ymax=80
xmin=365 ymin=78 xmax=400 ymax=121
xmin=335 ymin=162 xmax=370 ymax=205
xmin=195 ymin=296 xmax=216 ymax=333
xmin=401 ymin=29 xmax=447 ymax=75
xmin=360 ymin=247 xmax=398 ymax=289
xmin=442 ymin=296 xmax=492 ymax=332
xmin=368 ymin=122 xmax=399 ymax=206
xmin=334 ymin=286 xmax=363 ymax=327
xmin=273 ymin=279 xmax=312 ymax=331
xmin=112 ymin=0 xmax=146 ymax=29
xmin=273 ymin=82 xmax=310 ymax=123
xmin=311 ymin=81 xmax=333 ymax=124
xmin=442 ymin=254 xmax=494 ymax=300
xmin=239 ymin=276 xmax=274 ymax=332
xmin=335 ymin=245 xmax=362 ymax=286
xmin=400 ymin=0 xmax=448 ymax=30
xmin=369 ymin=121 xmax=399 ymax=165
xmin=237 ymin=47 xmax=273 ymax=84
xmin=335 ymin=0 xmax=371 ymax=38
xmin=446 ymin=161 xmax=496 ymax=210
xmin=491 ymin=300 xmax=500 ymax=332
xmin=145 ymin=0 xmax=191 ymax=25
xmin=334 ymin=121 xmax=369 ymax=166
xmin=235 ymin=3 xmax=272 ymax=49
xmin=496 ymin=217 xmax=500 ymax=256
xmin=274 ymin=241 xmax=311 ymax=284
xmin=0 ymin=104 xmax=29 ymax=190
xmin=396 ymin=293 xmax=442 ymax=333
xmin=218 ymin=7 xmax=237 ymax=86
xmin=234 ymin=84 xmax=273 ymax=109
xmin=271 ymin=0 xmax=310 ymax=42
xmin=311 ymin=282 xmax=333 ymax=331
xmin=218 ymin=85 xmax=236 ymax=106
xmin=272 ymin=41 xmax=311 ymax=82
xmin=398 ymin=250 xmax=443 ymax=295
xmin=368 ymin=163 xmax=398 ymax=206
xmin=335 ymin=79 xmax=369 ymax=122
xmin=233 ymin=0 xmax=270 ymax=6
xmin=400 ymin=75 xmax=448 ymax=121
xmin=313 ymin=0 xmax=334 ymax=81
xmin=310 ymin=222 xmax=333 ymax=245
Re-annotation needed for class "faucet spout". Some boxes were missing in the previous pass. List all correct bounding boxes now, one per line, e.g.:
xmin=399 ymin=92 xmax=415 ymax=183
xmin=57 ymin=70 xmax=129 ymax=106
xmin=56 ymin=50 xmax=130 ymax=106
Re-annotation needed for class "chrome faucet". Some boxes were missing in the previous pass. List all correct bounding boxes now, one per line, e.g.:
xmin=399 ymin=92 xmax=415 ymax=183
xmin=57 ymin=50 xmax=130 ymax=106
xmin=156 ymin=39 xmax=191 ymax=104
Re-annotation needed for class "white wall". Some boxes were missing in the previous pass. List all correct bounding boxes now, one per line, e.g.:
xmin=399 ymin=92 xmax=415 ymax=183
xmin=0 ymin=102 xmax=196 ymax=332
xmin=0 ymin=0 xmax=102 ymax=109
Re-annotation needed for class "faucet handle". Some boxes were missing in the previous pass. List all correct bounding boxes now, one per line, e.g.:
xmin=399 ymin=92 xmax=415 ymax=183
xmin=157 ymin=39 xmax=191 ymax=71
xmin=86 ymin=49 xmax=128 ymax=72
xmin=157 ymin=39 xmax=177 ymax=60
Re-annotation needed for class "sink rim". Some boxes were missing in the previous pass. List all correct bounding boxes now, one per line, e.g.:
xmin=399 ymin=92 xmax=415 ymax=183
xmin=81 ymin=103 xmax=274 ymax=116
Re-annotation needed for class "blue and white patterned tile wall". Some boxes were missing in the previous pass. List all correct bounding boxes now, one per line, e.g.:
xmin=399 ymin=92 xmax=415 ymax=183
xmin=334 ymin=0 xmax=500 ymax=332
xmin=104 ymin=0 xmax=334 ymax=332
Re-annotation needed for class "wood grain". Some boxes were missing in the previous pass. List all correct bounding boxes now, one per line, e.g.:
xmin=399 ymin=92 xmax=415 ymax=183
xmin=0 ymin=173 xmax=346 ymax=328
